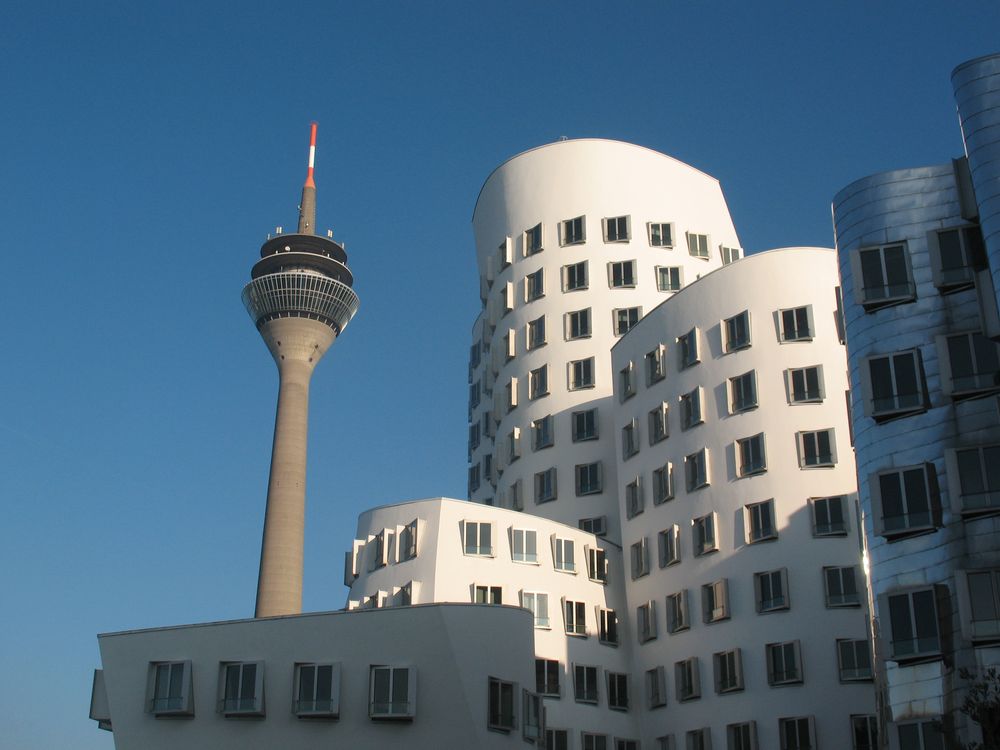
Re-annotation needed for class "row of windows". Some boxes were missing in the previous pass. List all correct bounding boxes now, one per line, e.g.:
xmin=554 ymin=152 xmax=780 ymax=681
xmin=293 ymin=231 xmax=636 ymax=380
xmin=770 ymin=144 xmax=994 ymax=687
xmin=345 ymin=521 xmax=418 ymax=583
xmin=545 ymin=731 xmax=640 ymax=750
xmin=651 ymin=715 xmax=879 ymax=750
xmin=458 ymin=520 xmax=607 ymax=577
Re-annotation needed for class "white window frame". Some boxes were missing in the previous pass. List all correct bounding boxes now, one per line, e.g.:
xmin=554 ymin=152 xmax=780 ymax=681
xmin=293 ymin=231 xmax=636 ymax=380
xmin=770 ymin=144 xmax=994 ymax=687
xmin=936 ymin=330 xmax=1000 ymax=398
xmin=572 ymin=408 xmax=598 ymax=441
xmin=674 ymin=657 xmax=701 ymax=701
xmin=525 ymin=268 xmax=545 ymax=302
xmin=498 ymin=236 xmax=513 ymax=270
xmin=692 ymin=511 xmax=717 ymax=555
xmin=736 ymin=432 xmax=767 ymax=477
xmin=553 ymin=536 xmax=576 ymax=573
xmin=521 ymin=590 xmax=550 ymax=628
xmin=649 ymin=222 xmax=674 ymax=248
xmin=620 ymin=361 xmax=636 ymax=401
xmin=560 ymin=215 xmax=586 ymax=246
xmin=219 ymin=661 xmax=265 ymax=716
xmin=646 ymin=344 xmax=667 ymax=384
xmin=871 ymin=463 xmax=940 ymax=539
xmin=797 ymin=429 xmax=837 ymax=468
xmin=536 ymin=658 xmax=560 ymax=697
xmin=666 ymin=590 xmax=689 ymax=633
xmin=861 ymin=348 xmax=926 ymax=420
xmin=293 ymin=662 xmax=341 ymax=717
xmin=825 ymin=565 xmax=860 ymax=607
xmin=702 ymin=578 xmax=730 ymax=623
xmin=658 ymin=525 xmax=680 ymax=567
xmin=649 ymin=402 xmax=669 ymax=445
xmin=879 ymin=587 xmax=942 ymax=663
xmin=777 ymin=305 xmax=814 ymax=342
xmin=534 ymin=468 xmax=557 ymax=504
xmin=713 ymin=647 xmax=744 ymax=693
xmin=562 ymin=260 xmax=588 ymax=291
xmin=574 ymin=665 xmax=599 ymax=704
xmin=686 ymin=232 xmax=710 ymax=259
xmin=575 ymin=462 xmax=603 ymax=496
xmin=766 ymin=640 xmax=803 ymax=686
xmin=532 ymin=415 xmax=553 ymax=451
xmin=786 ymin=365 xmax=825 ymax=404
xmin=603 ymin=215 xmax=631 ymax=243
xmin=755 ymin=568 xmax=789 ymax=613
xmin=527 ymin=315 xmax=546 ymax=350
xmin=653 ymin=462 xmax=675 ymax=504
xmin=462 ymin=520 xmax=495 ymax=557
xmin=608 ymin=259 xmax=637 ymax=288
xmin=564 ymin=598 xmax=587 ymax=636
xmin=730 ymin=370 xmax=758 ymax=413
xmin=622 ymin=419 xmax=640 ymax=460
xmin=625 ymin=476 xmax=644 ymax=518
xmin=745 ymin=499 xmax=777 ymax=543
xmin=598 ymin=607 xmax=619 ymax=645
xmin=568 ymin=357 xmax=595 ymax=390
xmin=587 ymin=546 xmax=609 ymax=583
xmin=524 ymin=223 xmax=543 ymax=256
xmin=811 ymin=496 xmax=847 ymax=537
xmin=529 ymin=365 xmax=548 ymax=400
xmin=678 ymin=327 xmax=700 ymax=368
xmin=656 ymin=265 xmax=683 ymax=292
xmin=613 ymin=306 xmax=641 ymax=336
xmin=473 ymin=584 xmax=503 ymax=604
xmin=511 ymin=527 xmax=538 ymax=564
xmin=680 ymin=387 xmax=703 ymax=430
xmin=685 ymin=448 xmax=710 ymax=492
xmin=565 ymin=307 xmax=592 ymax=339
xmin=723 ymin=310 xmax=752 ymax=352
xmin=850 ymin=241 xmax=916 ymax=309
xmin=369 ymin=664 xmax=416 ymax=720
xmin=720 ymin=245 xmax=742 ymax=265
xmin=630 ymin=537 xmax=649 ymax=579
xmin=146 ymin=660 xmax=193 ymax=716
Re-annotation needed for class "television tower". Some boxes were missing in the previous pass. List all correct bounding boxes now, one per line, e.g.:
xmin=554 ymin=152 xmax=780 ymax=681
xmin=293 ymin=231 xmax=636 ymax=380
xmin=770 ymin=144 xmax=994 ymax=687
xmin=242 ymin=123 xmax=360 ymax=618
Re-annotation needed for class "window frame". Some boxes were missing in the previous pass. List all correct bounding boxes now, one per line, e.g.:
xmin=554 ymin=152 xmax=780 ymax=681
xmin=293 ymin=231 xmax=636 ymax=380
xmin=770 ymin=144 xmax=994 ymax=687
xmin=598 ymin=607 xmax=619 ymax=645
xmin=702 ymin=578 xmax=731 ymax=624
xmin=293 ymin=662 xmax=341 ymax=718
xmin=766 ymin=640 xmax=803 ymax=686
xmin=534 ymin=468 xmax=557 ymax=505
xmin=824 ymin=565 xmax=861 ymax=608
xmin=511 ymin=527 xmax=539 ymax=564
xmin=713 ymin=647 xmax=744 ymax=694
xmin=678 ymin=327 xmax=700 ymax=369
xmin=927 ymin=224 xmax=986 ymax=291
xmin=658 ymin=525 xmax=681 ymax=567
xmin=565 ymin=307 xmax=592 ymax=340
xmin=568 ymin=357 xmax=596 ymax=391
xmin=571 ymin=408 xmax=598 ymax=442
xmin=637 ymin=600 xmax=658 ymax=643
xmin=730 ymin=370 xmax=758 ymax=413
xmin=487 ymin=676 xmax=517 ymax=732
xmin=745 ymin=499 xmax=777 ymax=544
xmin=630 ymin=537 xmax=650 ymax=579
xmin=656 ymin=265 xmax=683 ymax=292
xmin=553 ymin=536 xmax=576 ymax=573
xmin=937 ymin=330 xmax=1000 ymax=399
xmin=608 ymin=259 xmax=638 ymax=288
xmin=755 ymin=568 xmax=789 ymax=613
xmin=666 ymin=590 xmax=690 ymax=634
xmin=736 ymin=432 xmax=767 ymax=477
xmin=564 ymin=598 xmax=588 ymax=637
xmin=573 ymin=664 xmax=599 ymax=704
xmin=871 ymin=463 xmax=941 ymax=539
xmin=560 ymin=215 xmax=586 ymax=246
xmin=861 ymin=349 xmax=927 ymax=421
xmin=692 ymin=511 xmax=717 ymax=555
xmin=648 ymin=222 xmax=674 ymax=248
xmin=525 ymin=268 xmax=545 ymax=302
xmin=653 ymin=462 xmax=675 ymax=504
xmin=649 ymin=402 xmax=669 ymax=445
xmin=778 ymin=305 xmax=814 ymax=342
xmin=532 ymin=415 xmax=554 ymax=451
xmin=613 ymin=306 xmax=642 ymax=336
xmin=686 ymin=449 xmax=711 ymax=492
xmin=851 ymin=241 xmax=916 ymax=310
xmin=575 ymin=462 xmax=603 ymax=496
xmin=674 ymin=656 xmax=701 ymax=701
xmin=603 ymin=215 xmax=631 ymax=243
xmin=536 ymin=658 xmax=560 ymax=697
xmin=797 ymin=429 xmax=837 ymax=468
xmin=880 ymin=587 xmax=943 ymax=663
xmin=218 ymin=661 xmax=265 ymax=716
xmin=837 ymin=639 xmax=873 ymax=682
xmin=527 ymin=315 xmax=546 ymax=350
xmin=724 ymin=310 xmax=752 ymax=352
xmin=462 ymin=520 xmax=495 ymax=557
xmin=529 ymin=365 xmax=549 ymax=400
xmin=521 ymin=590 xmax=550 ymax=629
xmin=606 ymin=671 xmax=629 ymax=711
xmin=525 ymin=223 xmax=543 ymax=256
xmin=369 ymin=664 xmax=416 ymax=720
xmin=562 ymin=260 xmax=588 ymax=291
xmin=146 ymin=660 xmax=193 ymax=716
xmin=686 ymin=232 xmax=710 ymax=259
xmin=811 ymin=496 xmax=848 ymax=537
xmin=778 ymin=716 xmax=816 ymax=750
xmin=786 ymin=365 xmax=825 ymax=404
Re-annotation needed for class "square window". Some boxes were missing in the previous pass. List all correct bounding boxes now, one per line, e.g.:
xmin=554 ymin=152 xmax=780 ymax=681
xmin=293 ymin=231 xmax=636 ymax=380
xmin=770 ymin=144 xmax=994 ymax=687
xmin=940 ymin=331 xmax=1000 ymax=397
xmin=646 ymin=666 xmax=667 ymax=709
xmin=614 ymin=307 xmax=641 ymax=335
xmin=522 ymin=591 xmax=550 ymax=628
xmin=527 ymin=316 xmax=546 ymax=349
xmin=798 ymin=429 xmax=836 ymax=467
xmin=553 ymin=537 xmax=575 ymax=573
xmin=560 ymin=216 xmax=585 ymax=246
xmin=737 ymin=433 xmax=767 ymax=476
xmin=787 ymin=366 xmax=824 ymax=403
xmin=766 ymin=641 xmax=802 ymax=685
xmin=667 ymin=590 xmax=690 ymax=633
xmin=838 ymin=639 xmax=873 ymax=681
xmin=625 ymin=477 xmax=644 ymax=519
xmin=511 ymin=528 xmax=538 ymax=563
xmin=525 ymin=269 xmax=545 ymax=302
xmin=686 ymin=449 xmax=710 ymax=492
xmin=855 ymin=243 xmax=915 ymax=309
xmin=294 ymin=663 xmax=341 ymax=717
xmin=674 ymin=657 xmax=701 ymax=701
xmin=825 ymin=566 xmax=860 ymax=607
xmin=730 ymin=370 xmax=758 ymax=412
xmin=622 ymin=420 xmax=640 ymax=460
xmin=929 ymin=225 xmax=986 ymax=291
xmin=487 ymin=677 xmax=516 ymax=731
xmin=872 ymin=464 xmax=940 ymax=539
xmin=649 ymin=222 xmax=674 ymax=247
xmin=147 ymin=661 xmax=193 ymax=716
xmin=474 ymin=584 xmax=503 ymax=604
xmin=883 ymin=588 xmax=941 ymax=662
xmin=576 ymin=462 xmax=603 ymax=496
xmin=864 ymin=349 xmax=927 ymax=420
xmin=525 ymin=223 xmax=543 ymax=256
xmin=574 ymin=665 xmax=599 ymax=703
xmin=678 ymin=328 xmax=700 ymax=368
xmin=755 ymin=569 xmax=789 ymax=613
xmin=778 ymin=717 xmax=815 ymax=750
xmin=609 ymin=260 xmax=637 ymax=288
xmin=607 ymin=672 xmax=629 ymax=711
xmin=563 ymin=261 xmax=588 ymax=291
xmin=536 ymin=659 xmax=560 ymax=697
xmin=583 ymin=734 xmax=609 ymax=750
xmin=702 ymin=579 xmax=730 ymax=623
xmin=851 ymin=715 xmax=878 ymax=750
xmin=680 ymin=388 xmax=703 ymax=429
xmin=649 ymin=403 xmax=669 ymax=445
xmin=811 ymin=496 xmax=847 ymax=536
xmin=569 ymin=358 xmax=596 ymax=390
xmin=532 ymin=415 xmax=554 ymax=451
xmin=724 ymin=310 xmax=752 ymax=352
xmin=369 ymin=665 xmax=415 ymax=719
xmin=572 ymin=408 xmax=598 ymax=441
xmin=529 ymin=366 xmax=548 ymax=400
xmin=637 ymin=600 xmax=657 ymax=642
xmin=658 ymin=525 xmax=681 ymax=567
xmin=728 ymin=721 xmax=758 ymax=750
xmin=604 ymin=215 xmax=630 ymax=243
xmin=746 ymin=499 xmax=777 ymax=543
xmin=598 ymin=608 xmax=619 ymax=645
xmin=587 ymin=546 xmax=609 ymax=582
xmin=779 ymin=306 xmax=813 ymax=341
xmin=463 ymin=521 xmax=493 ymax=556
xmin=721 ymin=246 xmax=742 ymax=265
xmin=713 ymin=648 xmax=744 ymax=693
xmin=630 ymin=538 xmax=649 ymax=579
xmin=687 ymin=233 xmax=709 ymax=259
xmin=657 ymin=265 xmax=683 ymax=291
xmin=653 ymin=462 xmax=675 ymax=504
xmin=620 ymin=361 xmax=636 ymax=400
xmin=686 ymin=729 xmax=710 ymax=750
xmin=565 ymin=599 xmax=587 ymax=636
xmin=566 ymin=308 xmax=592 ymax=339
xmin=534 ymin=468 xmax=557 ymax=504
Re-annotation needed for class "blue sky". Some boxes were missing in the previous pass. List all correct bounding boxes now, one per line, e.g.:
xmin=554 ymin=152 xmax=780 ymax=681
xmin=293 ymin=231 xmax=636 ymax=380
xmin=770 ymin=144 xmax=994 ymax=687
xmin=1 ymin=2 xmax=997 ymax=747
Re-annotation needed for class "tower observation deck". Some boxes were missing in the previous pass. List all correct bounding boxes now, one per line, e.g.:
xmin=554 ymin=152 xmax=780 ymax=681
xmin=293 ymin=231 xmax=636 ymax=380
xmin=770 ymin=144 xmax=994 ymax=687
xmin=242 ymin=123 xmax=360 ymax=618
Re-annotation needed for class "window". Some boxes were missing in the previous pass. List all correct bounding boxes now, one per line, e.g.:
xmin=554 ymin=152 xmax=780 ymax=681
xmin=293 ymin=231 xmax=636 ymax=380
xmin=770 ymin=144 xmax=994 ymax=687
xmin=620 ymin=362 xmax=636 ymax=400
xmin=572 ymin=408 xmax=598 ymax=441
xmin=675 ymin=657 xmax=700 ymax=701
xmin=565 ymin=599 xmax=587 ymax=636
xmin=503 ymin=281 xmax=515 ymax=313
xmin=561 ymin=216 xmax=585 ymax=245
xmin=730 ymin=370 xmax=758 ymax=412
xmin=767 ymin=641 xmax=802 ymax=685
xmin=687 ymin=233 xmax=709 ymax=259
xmin=897 ymin=720 xmax=946 ymax=750
xmin=787 ymin=366 xmax=824 ymax=403
xmin=526 ymin=269 xmax=545 ymax=301
xmin=714 ymin=648 xmax=744 ymax=693
xmin=147 ymin=661 xmax=192 ymax=715
xmin=686 ymin=729 xmax=710 ymax=750
xmin=678 ymin=327 xmax=700 ymax=368
xmin=534 ymin=468 xmax=557 ymax=504
xmin=637 ymin=600 xmax=657 ymax=642
xmin=488 ymin=677 xmax=516 ymax=731
xmin=507 ymin=427 xmax=522 ymax=463
xmin=838 ymin=639 xmax=873 ymax=681
xmin=872 ymin=464 xmax=940 ymax=539
xmin=721 ymin=246 xmax=742 ymax=265
xmin=506 ymin=480 xmax=523 ymax=511
xmin=563 ymin=261 xmax=588 ymax=291
xmin=649 ymin=222 xmax=674 ymax=247
xmin=604 ymin=215 xmax=630 ymax=242
xmin=724 ymin=310 xmax=751 ymax=352
xmin=798 ymin=429 xmax=836 ymax=467
xmin=536 ymin=659 xmax=560 ymax=696
xmin=607 ymin=672 xmax=629 ymax=710
xmin=686 ymin=449 xmax=710 ymax=492
xmin=469 ymin=381 xmax=481 ymax=410
xmin=527 ymin=316 xmax=546 ymax=349
xmin=812 ymin=496 xmax=847 ymax=536
xmin=856 ymin=242 xmax=915 ymax=308
xmin=625 ymin=477 xmax=644 ymax=518
xmin=554 ymin=537 xmax=575 ymax=572
xmin=779 ymin=306 xmax=813 ymax=341
xmin=525 ymin=223 xmax=543 ymax=256
xmin=779 ymin=717 xmax=815 ymax=750
xmin=576 ymin=462 xmax=602 ymax=496
xmin=657 ymin=265 xmax=682 ymax=291
xmin=506 ymin=376 xmax=518 ymax=411
xmin=294 ymin=662 xmax=341 ymax=716
xmin=667 ymin=590 xmax=690 ymax=633
xmin=851 ymin=715 xmax=878 ymax=750
xmin=930 ymin=224 xmax=985 ymax=290
xmin=369 ymin=665 xmax=415 ymax=719
xmin=474 ymin=585 xmax=502 ymax=604
xmin=528 ymin=366 xmax=549 ymax=400
xmin=965 ymin=569 xmax=1000 ymax=641
xmin=630 ymin=537 xmax=649 ymax=579
xmin=693 ymin=511 xmax=717 ymax=555
xmin=737 ymin=433 xmax=767 ymax=476
xmin=569 ymin=357 xmax=595 ymax=390
xmin=659 ymin=525 xmax=680 ymax=567
xmin=532 ymin=415 xmax=553 ymax=450
xmin=522 ymin=591 xmax=550 ymax=628
xmin=609 ymin=260 xmax=637 ymax=288
xmin=523 ymin=690 xmax=543 ymax=742
xmin=653 ymin=462 xmax=675 ymax=504
xmin=469 ymin=465 xmax=481 ymax=494
xmin=584 ymin=736 xmax=609 ymax=750
xmin=698 ymin=580 xmax=729 ymax=627
xmin=599 ymin=608 xmax=619 ymax=645
xmin=865 ymin=349 xmax=926 ymax=419
xmin=566 ymin=308 xmax=592 ymax=339
xmin=588 ymin=546 xmax=609 ymax=582
xmin=574 ymin=665 xmax=599 ymax=703
xmin=825 ymin=566 xmax=860 ymax=607
xmin=469 ymin=422 xmax=481 ymax=451
xmin=499 ymin=237 xmax=513 ymax=269
xmin=512 ymin=528 xmax=538 ymax=563
xmin=746 ymin=499 xmax=776 ymax=543
xmin=658 ymin=736 xmax=676 ymax=750
xmin=463 ymin=521 xmax=493 ymax=556
xmin=622 ymin=421 xmax=640 ymax=460
xmin=646 ymin=666 xmax=667 ymax=708
xmin=220 ymin=661 xmax=264 ymax=715
xmin=614 ymin=307 xmax=641 ymax=335
xmin=755 ymin=569 xmax=789 ymax=613
xmin=728 ymin=721 xmax=758 ymax=750
xmin=884 ymin=588 xmax=941 ymax=662
xmin=680 ymin=387 xmax=702 ymax=429
xmin=941 ymin=331 xmax=1000 ymax=397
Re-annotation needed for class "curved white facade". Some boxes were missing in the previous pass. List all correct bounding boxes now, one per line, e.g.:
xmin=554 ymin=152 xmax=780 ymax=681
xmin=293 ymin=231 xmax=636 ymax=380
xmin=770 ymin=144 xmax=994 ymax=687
xmin=611 ymin=248 xmax=874 ymax=749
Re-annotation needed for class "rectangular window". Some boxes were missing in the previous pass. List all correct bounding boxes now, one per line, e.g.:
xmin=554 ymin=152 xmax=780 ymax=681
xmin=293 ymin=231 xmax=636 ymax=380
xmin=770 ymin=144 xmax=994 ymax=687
xmin=604 ymin=215 xmax=630 ymax=242
xmin=560 ymin=216 xmax=585 ymax=246
xmin=469 ymin=465 xmax=481 ymax=494
xmin=730 ymin=370 xmax=758 ymax=412
xmin=294 ymin=662 xmax=340 ymax=716
xmin=728 ymin=721 xmax=758 ymax=750
xmin=779 ymin=306 xmax=813 ymax=341
xmin=625 ymin=477 xmax=644 ymax=518
xmin=737 ymin=433 xmax=767 ymax=476
xmin=463 ymin=521 xmax=494 ymax=556
xmin=825 ymin=566 xmax=860 ymax=607
xmin=369 ymin=665 xmax=415 ymax=719
xmin=865 ymin=349 xmax=926 ymax=419
xmin=148 ymin=661 xmax=192 ymax=715
xmin=553 ymin=537 xmax=575 ymax=573
xmin=873 ymin=464 xmax=939 ymax=539
xmin=637 ymin=600 xmax=657 ymax=642
xmin=653 ymin=462 xmax=675 ymax=504
xmin=614 ymin=307 xmax=641 ymax=335
xmin=812 ymin=496 xmax=847 ymax=536
xmin=630 ymin=537 xmax=649 ymax=579
xmin=525 ymin=269 xmax=545 ymax=302
xmin=885 ymin=588 xmax=941 ymax=662
xmin=609 ymin=260 xmax=637 ymax=287
xmin=778 ymin=717 xmax=815 ymax=750
xmin=536 ymin=658 xmax=560 ymax=697
xmin=503 ymin=328 xmax=516 ymax=361
xmin=755 ymin=568 xmax=789 ymax=612
xmin=897 ymin=720 xmax=947 ymax=750
xmin=534 ymin=468 xmax=557 ymax=504
xmin=713 ymin=648 xmax=744 ymax=693
xmin=581 ymin=516 xmax=608 ymax=537
xmin=506 ymin=376 xmax=518 ymax=411
xmin=798 ymin=429 xmax=836 ymax=467
xmin=565 ymin=599 xmax=587 ymax=636
xmin=930 ymin=225 xmax=985 ymax=290
xmin=587 ymin=546 xmax=609 ymax=582
xmin=527 ymin=315 xmax=546 ymax=349
xmin=474 ymin=584 xmax=502 ymax=604
xmin=766 ymin=641 xmax=802 ymax=685
xmin=686 ymin=449 xmax=710 ymax=492
xmin=838 ymin=639 xmax=873 ymax=681
xmin=658 ymin=525 xmax=680 ymax=567
xmin=721 ymin=246 xmax=742 ymax=265
xmin=525 ymin=223 xmax=543 ymax=256
xmin=532 ymin=415 xmax=553 ymax=451
xmin=523 ymin=690 xmax=543 ymax=742
xmin=646 ymin=345 xmax=667 ymax=384
xmin=506 ymin=479 xmax=523 ymax=511
xmin=678 ymin=327 xmax=700 ymax=368
xmin=598 ymin=608 xmax=619 ymax=645
xmin=512 ymin=528 xmax=538 ymax=563
xmin=469 ymin=381 xmax=481 ymax=409
xmin=563 ymin=261 xmax=588 ymax=291
xmin=622 ymin=421 xmax=639 ymax=460
xmin=966 ymin=569 xmax=1000 ymax=641
xmin=607 ymin=672 xmax=629 ymax=710
xmin=499 ymin=237 xmax=513 ymax=270
xmin=687 ymin=233 xmax=709 ymax=259
xmin=857 ymin=242 xmax=915 ymax=308
xmin=620 ymin=361 xmax=636 ymax=400
xmin=569 ymin=357 xmax=595 ymax=390
xmin=724 ymin=310 xmax=751 ymax=352
xmin=851 ymin=715 xmax=878 ymax=750
xmin=787 ymin=365 xmax=824 ymax=403
xmin=649 ymin=222 xmax=674 ymax=247
xmin=667 ymin=590 xmax=690 ymax=633
xmin=746 ymin=499 xmax=777 ymax=543
xmin=583 ymin=734 xmax=609 ymax=750
xmin=469 ymin=423 xmax=481 ymax=451
xmin=702 ymin=579 xmax=730 ymax=623
xmin=522 ymin=591 xmax=550 ymax=628
xmin=487 ymin=677 xmax=516 ymax=731
xmin=942 ymin=331 xmax=1000 ymax=397
xmin=507 ymin=427 xmax=522 ymax=463
xmin=674 ymin=657 xmax=701 ymax=700
xmin=529 ymin=366 xmax=548 ymax=400
xmin=576 ymin=462 xmax=602 ymax=496
xmin=646 ymin=405 xmax=669 ymax=448
xmin=646 ymin=666 xmax=667 ymax=708
xmin=657 ymin=265 xmax=682 ymax=291
xmin=574 ymin=665 xmax=599 ymax=703
xmin=680 ymin=387 xmax=703 ymax=429
xmin=503 ymin=281 xmax=514 ymax=313
xmin=693 ymin=511 xmax=717 ymax=555
xmin=566 ymin=308 xmax=592 ymax=339
xmin=687 ymin=729 xmax=710 ymax=750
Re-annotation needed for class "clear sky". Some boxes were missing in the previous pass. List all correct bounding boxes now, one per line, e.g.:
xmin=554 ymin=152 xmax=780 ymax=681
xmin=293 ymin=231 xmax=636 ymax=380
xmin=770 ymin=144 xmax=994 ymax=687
xmin=1 ymin=2 xmax=997 ymax=747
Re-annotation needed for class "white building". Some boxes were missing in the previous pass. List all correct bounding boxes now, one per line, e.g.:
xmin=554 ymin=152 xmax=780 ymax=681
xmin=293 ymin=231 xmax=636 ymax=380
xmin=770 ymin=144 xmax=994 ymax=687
xmin=831 ymin=52 xmax=1000 ymax=750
